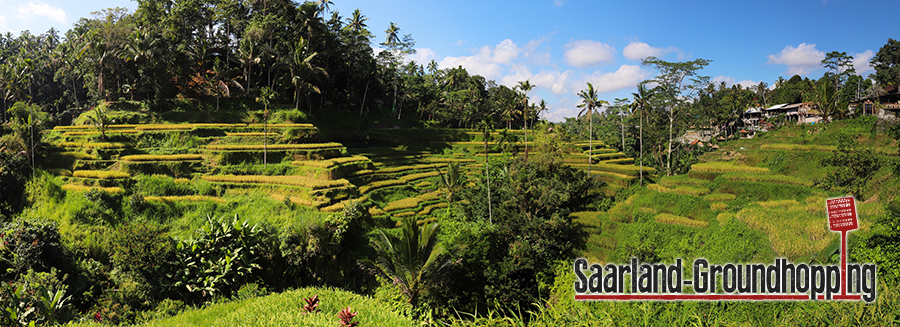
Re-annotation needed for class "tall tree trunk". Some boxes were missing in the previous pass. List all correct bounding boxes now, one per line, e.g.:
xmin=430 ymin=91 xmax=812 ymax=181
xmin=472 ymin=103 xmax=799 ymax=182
xmin=485 ymin=139 xmax=492 ymax=224
xmin=667 ymin=113 xmax=673 ymax=176
xmin=359 ymin=80 xmax=369 ymax=120
xmin=588 ymin=112 xmax=593 ymax=173
xmin=639 ymin=110 xmax=643 ymax=186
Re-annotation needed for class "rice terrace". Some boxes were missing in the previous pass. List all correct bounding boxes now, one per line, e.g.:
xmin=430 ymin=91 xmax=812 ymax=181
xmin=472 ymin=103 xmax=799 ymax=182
xmin=1 ymin=0 xmax=900 ymax=326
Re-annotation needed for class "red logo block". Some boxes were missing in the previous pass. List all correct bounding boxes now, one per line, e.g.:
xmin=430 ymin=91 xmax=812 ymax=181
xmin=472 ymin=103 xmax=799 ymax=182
xmin=826 ymin=197 xmax=858 ymax=232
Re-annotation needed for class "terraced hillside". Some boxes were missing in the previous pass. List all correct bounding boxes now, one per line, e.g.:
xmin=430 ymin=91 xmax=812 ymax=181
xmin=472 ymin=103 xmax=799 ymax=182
xmin=571 ymin=118 xmax=898 ymax=264
xmin=43 ymin=121 xmax=649 ymax=230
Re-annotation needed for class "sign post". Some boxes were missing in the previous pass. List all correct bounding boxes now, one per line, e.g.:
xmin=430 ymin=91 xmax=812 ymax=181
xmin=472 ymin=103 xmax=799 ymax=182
xmin=826 ymin=196 xmax=859 ymax=297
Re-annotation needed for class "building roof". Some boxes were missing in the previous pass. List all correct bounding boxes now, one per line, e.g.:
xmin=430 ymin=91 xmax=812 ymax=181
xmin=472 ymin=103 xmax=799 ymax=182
xmin=745 ymin=107 xmax=764 ymax=114
xmin=766 ymin=104 xmax=788 ymax=111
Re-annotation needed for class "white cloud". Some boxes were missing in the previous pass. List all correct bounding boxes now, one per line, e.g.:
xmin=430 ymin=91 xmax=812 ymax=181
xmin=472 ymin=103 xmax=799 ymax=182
xmin=582 ymin=65 xmax=647 ymax=94
xmin=623 ymin=42 xmax=677 ymax=61
xmin=454 ymin=39 xmax=465 ymax=46
xmin=17 ymin=2 xmax=66 ymax=24
xmin=545 ymin=98 xmax=578 ymax=123
xmin=407 ymin=47 xmax=436 ymax=66
xmin=766 ymin=43 xmax=824 ymax=76
xmin=554 ymin=0 xmax=565 ymax=6
xmin=0 ymin=15 xmax=6 ymax=32
xmin=851 ymin=50 xmax=874 ymax=74
xmin=712 ymin=76 xmax=760 ymax=89
xmin=564 ymin=40 xmax=615 ymax=68
xmin=439 ymin=39 xmax=521 ymax=79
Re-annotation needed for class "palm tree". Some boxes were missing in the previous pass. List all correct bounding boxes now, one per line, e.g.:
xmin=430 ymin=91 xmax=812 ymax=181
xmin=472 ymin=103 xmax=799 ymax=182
xmin=517 ymin=80 xmax=535 ymax=159
xmin=383 ymin=22 xmax=402 ymax=118
xmin=427 ymin=60 xmax=439 ymax=76
xmin=358 ymin=216 xmax=452 ymax=309
xmin=256 ymin=87 xmax=276 ymax=168
xmin=577 ymin=83 xmax=608 ymax=173
xmin=536 ymin=99 xmax=549 ymax=126
xmin=435 ymin=163 xmax=463 ymax=204
xmin=286 ymin=38 xmax=328 ymax=111
xmin=814 ymin=82 xmax=838 ymax=123
xmin=630 ymin=83 xmax=653 ymax=186
xmin=478 ymin=116 xmax=495 ymax=223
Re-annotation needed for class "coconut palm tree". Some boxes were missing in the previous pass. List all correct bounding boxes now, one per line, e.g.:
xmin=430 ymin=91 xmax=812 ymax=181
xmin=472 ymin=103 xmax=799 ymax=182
xmin=577 ymin=82 xmax=608 ymax=173
xmin=286 ymin=38 xmax=328 ymax=111
xmin=517 ymin=80 xmax=535 ymax=159
xmin=630 ymin=83 xmax=653 ymax=186
xmin=358 ymin=216 xmax=452 ymax=309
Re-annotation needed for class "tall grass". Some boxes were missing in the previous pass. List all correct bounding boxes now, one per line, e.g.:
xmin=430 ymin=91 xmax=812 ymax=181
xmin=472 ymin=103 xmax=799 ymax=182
xmin=67 ymin=287 xmax=415 ymax=327
xmin=736 ymin=197 xmax=835 ymax=259
xmin=359 ymin=180 xmax=405 ymax=194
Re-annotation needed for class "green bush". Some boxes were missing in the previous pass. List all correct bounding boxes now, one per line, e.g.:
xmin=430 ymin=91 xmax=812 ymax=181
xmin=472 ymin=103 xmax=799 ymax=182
xmin=110 ymin=223 xmax=178 ymax=304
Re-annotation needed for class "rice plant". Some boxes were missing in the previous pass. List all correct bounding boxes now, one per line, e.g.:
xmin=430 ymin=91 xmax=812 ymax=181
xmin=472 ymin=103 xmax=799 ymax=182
xmin=691 ymin=162 xmax=769 ymax=173
xmin=201 ymin=175 xmax=350 ymax=190
xmin=61 ymin=184 xmax=124 ymax=194
xmin=654 ymin=213 xmax=709 ymax=228
xmin=120 ymin=154 xmax=203 ymax=162
xmin=72 ymin=170 xmax=131 ymax=179
xmin=144 ymin=195 xmax=227 ymax=203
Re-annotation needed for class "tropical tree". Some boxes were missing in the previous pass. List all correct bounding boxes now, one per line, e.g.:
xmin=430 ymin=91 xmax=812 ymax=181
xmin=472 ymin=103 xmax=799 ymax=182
xmin=358 ymin=216 xmax=452 ymax=309
xmin=286 ymin=38 xmax=328 ymax=111
xmin=536 ymin=99 xmax=549 ymax=123
xmin=630 ymin=83 xmax=653 ymax=185
xmin=380 ymin=22 xmax=415 ymax=119
xmin=576 ymin=82 xmax=608 ymax=173
xmin=870 ymin=38 xmax=900 ymax=87
xmin=435 ymin=163 xmax=463 ymax=204
xmin=516 ymin=80 xmax=535 ymax=159
xmin=641 ymin=57 xmax=711 ymax=175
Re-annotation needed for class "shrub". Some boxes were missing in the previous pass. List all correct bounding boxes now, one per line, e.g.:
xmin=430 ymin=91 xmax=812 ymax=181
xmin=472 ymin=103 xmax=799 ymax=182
xmin=110 ymin=223 xmax=178 ymax=304
xmin=0 ymin=218 xmax=71 ymax=278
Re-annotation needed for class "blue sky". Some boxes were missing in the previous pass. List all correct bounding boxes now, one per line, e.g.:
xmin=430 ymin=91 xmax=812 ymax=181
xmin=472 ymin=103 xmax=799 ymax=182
xmin=1 ymin=0 xmax=897 ymax=121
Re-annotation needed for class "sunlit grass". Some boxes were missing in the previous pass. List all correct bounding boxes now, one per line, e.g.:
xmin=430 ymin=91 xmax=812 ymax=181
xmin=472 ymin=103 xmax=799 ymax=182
xmin=72 ymin=170 xmax=130 ymax=179
xmin=120 ymin=154 xmax=203 ymax=162
xmin=61 ymin=184 xmax=123 ymax=194
xmin=201 ymin=174 xmax=350 ymax=190
xmin=691 ymin=162 xmax=769 ymax=173
xmin=654 ymin=213 xmax=709 ymax=228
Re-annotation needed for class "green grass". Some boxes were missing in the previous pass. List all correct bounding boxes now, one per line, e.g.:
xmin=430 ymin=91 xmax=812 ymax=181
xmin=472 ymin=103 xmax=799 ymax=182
xmin=68 ymin=287 xmax=415 ymax=327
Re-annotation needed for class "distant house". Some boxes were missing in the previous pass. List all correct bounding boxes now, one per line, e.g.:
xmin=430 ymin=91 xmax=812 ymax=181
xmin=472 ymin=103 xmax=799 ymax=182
xmin=743 ymin=107 xmax=765 ymax=126
xmin=764 ymin=102 xmax=821 ymax=124
xmin=850 ymin=85 xmax=900 ymax=119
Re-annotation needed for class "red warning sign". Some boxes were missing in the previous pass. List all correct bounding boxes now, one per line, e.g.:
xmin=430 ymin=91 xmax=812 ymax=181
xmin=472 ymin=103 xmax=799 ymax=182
xmin=826 ymin=197 xmax=858 ymax=232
